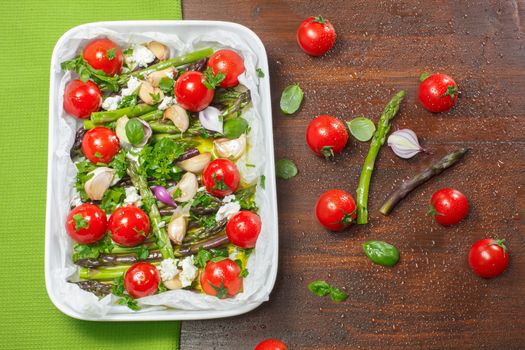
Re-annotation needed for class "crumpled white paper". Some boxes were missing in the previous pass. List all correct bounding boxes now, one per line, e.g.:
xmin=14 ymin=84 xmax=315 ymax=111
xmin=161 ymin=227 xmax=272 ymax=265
xmin=50 ymin=27 xmax=274 ymax=316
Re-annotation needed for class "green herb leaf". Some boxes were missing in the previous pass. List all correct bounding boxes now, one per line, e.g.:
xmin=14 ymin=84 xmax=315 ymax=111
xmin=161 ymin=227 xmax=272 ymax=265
xmin=136 ymin=246 xmax=150 ymax=260
xmin=275 ymin=159 xmax=298 ymax=180
xmin=109 ymin=149 xmax=128 ymax=178
xmin=194 ymin=248 xmax=229 ymax=268
xmin=100 ymin=187 xmax=126 ymax=213
xmin=362 ymin=240 xmax=400 ymax=267
xmin=118 ymin=94 xmax=138 ymax=109
xmin=72 ymin=214 xmax=89 ymax=230
xmin=441 ymin=85 xmax=458 ymax=99
xmin=159 ymin=77 xmax=175 ymax=94
xmin=223 ymin=118 xmax=249 ymax=139
xmin=347 ymin=117 xmax=376 ymax=142
xmin=72 ymin=235 xmax=114 ymax=262
xmin=157 ymin=282 xmax=167 ymax=293
xmin=240 ymin=268 xmax=249 ymax=278
xmin=256 ymin=68 xmax=265 ymax=78
xmin=308 ymin=280 xmax=331 ymax=297
xmin=125 ymin=119 xmax=145 ymax=145
xmin=329 ymin=288 xmax=349 ymax=302
xmin=280 ymin=84 xmax=304 ymax=115
xmin=313 ymin=15 xmax=327 ymax=24
xmin=106 ymin=48 xmax=116 ymax=60
xmin=94 ymin=151 xmax=103 ymax=159
xmin=260 ymin=175 xmax=266 ymax=189
xmin=202 ymin=67 xmax=225 ymax=89
xmin=211 ymin=174 xmax=229 ymax=191
xmin=192 ymin=191 xmax=217 ymax=209
xmin=235 ymin=186 xmax=258 ymax=211
xmin=112 ymin=274 xmax=140 ymax=310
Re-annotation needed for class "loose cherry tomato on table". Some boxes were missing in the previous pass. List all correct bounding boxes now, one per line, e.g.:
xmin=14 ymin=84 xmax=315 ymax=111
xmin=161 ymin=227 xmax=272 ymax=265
xmin=174 ymin=71 xmax=215 ymax=112
xmin=202 ymin=159 xmax=240 ymax=197
xmin=108 ymin=206 xmax=151 ymax=247
xmin=63 ymin=79 xmax=102 ymax=119
xmin=82 ymin=38 xmax=124 ymax=76
xmin=81 ymin=127 xmax=120 ymax=164
xmin=207 ymin=49 xmax=245 ymax=88
xmin=226 ymin=211 xmax=262 ymax=248
xmin=255 ymin=339 xmax=288 ymax=350
xmin=418 ymin=73 xmax=459 ymax=113
xmin=200 ymin=258 xmax=243 ymax=299
xmin=429 ymin=188 xmax=469 ymax=226
xmin=306 ymin=115 xmax=349 ymax=159
xmin=315 ymin=189 xmax=357 ymax=231
xmin=468 ymin=239 xmax=509 ymax=279
xmin=297 ymin=16 xmax=336 ymax=56
xmin=65 ymin=203 xmax=107 ymax=244
xmin=124 ymin=262 xmax=160 ymax=298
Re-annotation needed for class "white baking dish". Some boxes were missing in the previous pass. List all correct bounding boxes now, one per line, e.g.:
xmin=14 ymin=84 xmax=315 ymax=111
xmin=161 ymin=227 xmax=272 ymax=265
xmin=45 ymin=20 xmax=278 ymax=321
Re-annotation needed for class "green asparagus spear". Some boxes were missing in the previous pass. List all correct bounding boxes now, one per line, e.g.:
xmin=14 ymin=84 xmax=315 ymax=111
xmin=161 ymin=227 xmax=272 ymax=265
xmin=356 ymin=90 xmax=406 ymax=224
xmin=91 ymin=104 xmax=157 ymax=124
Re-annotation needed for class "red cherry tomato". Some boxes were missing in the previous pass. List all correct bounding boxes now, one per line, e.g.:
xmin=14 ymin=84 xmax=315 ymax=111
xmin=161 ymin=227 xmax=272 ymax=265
xmin=255 ymin=339 xmax=288 ymax=350
xmin=108 ymin=206 xmax=151 ymax=247
xmin=306 ymin=115 xmax=349 ymax=158
xmin=297 ymin=16 xmax=336 ymax=56
xmin=226 ymin=211 xmax=262 ymax=248
xmin=63 ymin=79 xmax=102 ymax=119
xmin=202 ymin=159 xmax=240 ymax=197
xmin=315 ymin=189 xmax=357 ymax=231
xmin=174 ymin=71 xmax=214 ymax=112
xmin=81 ymin=127 xmax=120 ymax=164
xmin=65 ymin=204 xmax=107 ymax=244
xmin=418 ymin=73 xmax=459 ymax=113
xmin=200 ymin=258 xmax=243 ymax=299
xmin=429 ymin=188 xmax=469 ymax=226
xmin=468 ymin=239 xmax=510 ymax=279
xmin=124 ymin=262 xmax=160 ymax=298
xmin=82 ymin=38 xmax=123 ymax=76
xmin=207 ymin=49 xmax=245 ymax=88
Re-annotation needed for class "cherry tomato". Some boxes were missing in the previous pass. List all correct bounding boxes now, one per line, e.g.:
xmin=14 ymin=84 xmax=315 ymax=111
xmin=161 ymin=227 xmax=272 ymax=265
xmin=226 ymin=211 xmax=262 ymax=248
xmin=468 ymin=239 xmax=510 ymax=279
xmin=255 ymin=339 xmax=288 ymax=350
xmin=82 ymin=38 xmax=123 ymax=76
xmin=418 ymin=73 xmax=459 ymax=113
xmin=174 ymin=71 xmax=214 ymax=112
xmin=306 ymin=115 xmax=349 ymax=159
xmin=202 ymin=159 xmax=240 ymax=197
xmin=315 ymin=189 xmax=357 ymax=231
xmin=108 ymin=206 xmax=151 ymax=247
xmin=297 ymin=16 xmax=336 ymax=56
xmin=429 ymin=188 xmax=469 ymax=226
xmin=200 ymin=258 xmax=243 ymax=299
xmin=124 ymin=262 xmax=160 ymax=298
xmin=81 ymin=127 xmax=120 ymax=164
xmin=63 ymin=79 xmax=102 ymax=119
xmin=65 ymin=204 xmax=107 ymax=244
xmin=207 ymin=49 xmax=245 ymax=88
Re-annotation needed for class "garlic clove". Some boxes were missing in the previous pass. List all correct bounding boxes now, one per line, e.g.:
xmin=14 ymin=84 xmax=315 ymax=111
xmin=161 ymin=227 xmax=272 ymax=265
xmin=138 ymin=80 xmax=164 ymax=105
xmin=85 ymin=167 xmax=115 ymax=200
xmin=146 ymin=67 xmax=177 ymax=88
xmin=115 ymin=116 xmax=131 ymax=148
xmin=163 ymin=104 xmax=189 ymax=132
xmin=214 ymin=134 xmax=247 ymax=160
xmin=167 ymin=215 xmax=187 ymax=245
xmin=164 ymin=276 xmax=183 ymax=290
xmin=199 ymin=106 xmax=223 ymax=133
xmin=171 ymin=172 xmax=198 ymax=202
xmin=387 ymin=129 xmax=424 ymax=159
xmin=176 ymin=153 xmax=211 ymax=174
xmin=146 ymin=41 xmax=170 ymax=61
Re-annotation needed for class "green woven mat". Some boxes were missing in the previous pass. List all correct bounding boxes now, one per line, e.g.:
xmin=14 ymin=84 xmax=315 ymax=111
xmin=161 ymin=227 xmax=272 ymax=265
xmin=0 ymin=1 xmax=183 ymax=349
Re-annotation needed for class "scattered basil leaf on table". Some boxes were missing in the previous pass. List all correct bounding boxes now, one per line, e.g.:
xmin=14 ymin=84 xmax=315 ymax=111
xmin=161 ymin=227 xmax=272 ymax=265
xmin=308 ymin=280 xmax=349 ymax=302
xmin=125 ymin=118 xmax=145 ymax=145
xmin=275 ymin=159 xmax=298 ymax=180
xmin=280 ymin=84 xmax=304 ymax=115
xmin=363 ymin=240 xmax=400 ymax=266
xmin=347 ymin=117 xmax=376 ymax=142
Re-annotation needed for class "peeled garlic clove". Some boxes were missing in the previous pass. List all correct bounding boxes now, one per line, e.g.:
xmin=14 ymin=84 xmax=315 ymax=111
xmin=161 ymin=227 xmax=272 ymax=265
xmin=168 ymin=215 xmax=187 ymax=245
xmin=214 ymin=134 xmax=247 ymax=160
xmin=138 ymin=80 xmax=164 ymax=105
xmin=199 ymin=106 xmax=223 ymax=133
xmin=172 ymin=172 xmax=198 ymax=202
xmin=164 ymin=276 xmax=183 ymax=290
xmin=177 ymin=153 xmax=211 ymax=174
xmin=387 ymin=129 xmax=424 ymax=159
xmin=85 ymin=167 xmax=115 ymax=200
xmin=164 ymin=104 xmax=189 ymax=132
xmin=147 ymin=41 xmax=169 ymax=61
xmin=146 ymin=67 xmax=176 ymax=87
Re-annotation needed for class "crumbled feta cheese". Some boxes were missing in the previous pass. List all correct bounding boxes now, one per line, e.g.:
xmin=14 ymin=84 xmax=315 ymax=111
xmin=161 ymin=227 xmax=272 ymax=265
xmin=70 ymin=191 xmax=82 ymax=207
xmin=124 ymin=186 xmax=142 ymax=207
xmin=179 ymin=256 xmax=198 ymax=287
xmin=101 ymin=95 xmax=122 ymax=111
xmin=158 ymin=258 xmax=180 ymax=282
xmin=222 ymin=195 xmax=237 ymax=203
xmin=131 ymin=44 xmax=156 ymax=68
xmin=215 ymin=201 xmax=241 ymax=222
xmin=158 ymin=96 xmax=174 ymax=111
xmin=121 ymin=76 xmax=142 ymax=97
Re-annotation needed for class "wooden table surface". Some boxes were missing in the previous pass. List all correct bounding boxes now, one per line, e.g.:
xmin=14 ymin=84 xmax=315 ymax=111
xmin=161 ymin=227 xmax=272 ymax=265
xmin=183 ymin=1 xmax=525 ymax=349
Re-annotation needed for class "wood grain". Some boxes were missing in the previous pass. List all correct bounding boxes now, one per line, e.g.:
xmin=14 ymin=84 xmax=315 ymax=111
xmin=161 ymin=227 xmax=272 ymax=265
xmin=182 ymin=1 xmax=525 ymax=349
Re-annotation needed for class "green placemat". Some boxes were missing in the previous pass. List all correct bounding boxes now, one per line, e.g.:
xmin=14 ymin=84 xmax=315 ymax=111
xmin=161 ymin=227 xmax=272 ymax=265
xmin=0 ymin=1 xmax=183 ymax=349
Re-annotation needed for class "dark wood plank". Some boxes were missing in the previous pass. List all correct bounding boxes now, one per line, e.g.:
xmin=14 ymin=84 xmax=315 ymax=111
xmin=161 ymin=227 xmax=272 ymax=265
xmin=182 ymin=1 xmax=525 ymax=349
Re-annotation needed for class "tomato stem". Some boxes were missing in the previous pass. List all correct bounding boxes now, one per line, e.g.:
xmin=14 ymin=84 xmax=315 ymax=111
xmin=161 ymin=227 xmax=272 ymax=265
xmin=489 ymin=239 xmax=508 ymax=256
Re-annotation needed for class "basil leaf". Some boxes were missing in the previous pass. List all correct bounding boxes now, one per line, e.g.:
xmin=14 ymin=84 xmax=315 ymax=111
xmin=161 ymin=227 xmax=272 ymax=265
xmin=329 ymin=288 xmax=349 ymax=302
xmin=363 ymin=240 xmax=400 ymax=267
xmin=275 ymin=159 xmax=298 ymax=180
xmin=223 ymin=118 xmax=249 ymax=138
xmin=125 ymin=119 xmax=145 ymax=145
xmin=347 ymin=117 xmax=376 ymax=142
xmin=159 ymin=77 xmax=174 ymax=94
xmin=280 ymin=84 xmax=304 ymax=115
xmin=308 ymin=280 xmax=331 ymax=297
